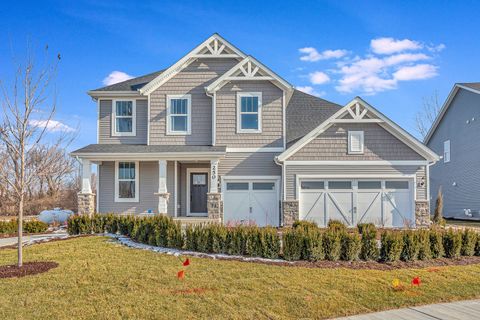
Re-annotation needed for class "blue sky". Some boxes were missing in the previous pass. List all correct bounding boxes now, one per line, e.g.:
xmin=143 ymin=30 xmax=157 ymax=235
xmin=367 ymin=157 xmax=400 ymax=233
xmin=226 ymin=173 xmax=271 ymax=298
xmin=1 ymin=0 xmax=479 ymax=150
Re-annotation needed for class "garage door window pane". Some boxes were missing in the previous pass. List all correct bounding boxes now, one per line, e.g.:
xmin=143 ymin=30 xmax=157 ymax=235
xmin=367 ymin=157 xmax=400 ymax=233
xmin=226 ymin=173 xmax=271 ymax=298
xmin=328 ymin=181 xmax=352 ymax=189
xmin=385 ymin=181 xmax=409 ymax=189
xmin=253 ymin=182 xmax=275 ymax=190
xmin=226 ymin=182 xmax=249 ymax=190
xmin=301 ymin=181 xmax=325 ymax=189
xmin=358 ymin=181 xmax=381 ymax=189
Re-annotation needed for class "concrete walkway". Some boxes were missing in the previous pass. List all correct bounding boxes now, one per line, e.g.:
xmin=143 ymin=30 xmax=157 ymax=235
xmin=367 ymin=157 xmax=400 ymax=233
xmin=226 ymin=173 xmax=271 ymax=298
xmin=0 ymin=231 xmax=68 ymax=248
xmin=335 ymin=299 xmax=480 ymax=320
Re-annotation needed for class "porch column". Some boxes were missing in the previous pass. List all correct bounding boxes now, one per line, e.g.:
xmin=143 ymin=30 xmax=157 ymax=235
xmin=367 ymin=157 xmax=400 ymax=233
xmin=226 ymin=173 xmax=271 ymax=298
xmin=77 ymin=159 xmax=95 ymax=216
xmin=157 ymin=160 xmax=169 ymax=214
xmin=207 ymin=159 xmax=223 ymax=222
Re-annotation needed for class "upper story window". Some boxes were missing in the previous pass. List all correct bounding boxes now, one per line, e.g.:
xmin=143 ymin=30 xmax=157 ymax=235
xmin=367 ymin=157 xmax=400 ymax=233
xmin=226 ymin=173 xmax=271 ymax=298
xmin=348 ymin=131 xmax=364 ymax=154
xmin=444 ymin=140 xmax=450 ymax=163
xmin=167 ymin=94 xmax=191 ymax=135
xmin=115 ymin=161 xmax=139 ymax=202
xmin=112 ymin=100 xmax=136 ymax=136
xmin=237 ymin=92 xmax=262 ymax=133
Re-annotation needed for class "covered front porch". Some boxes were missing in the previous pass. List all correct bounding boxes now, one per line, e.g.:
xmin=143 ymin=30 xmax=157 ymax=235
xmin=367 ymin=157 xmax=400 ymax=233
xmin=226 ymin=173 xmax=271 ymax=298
xmin=71 ymin=144 xmax=226 ymax=221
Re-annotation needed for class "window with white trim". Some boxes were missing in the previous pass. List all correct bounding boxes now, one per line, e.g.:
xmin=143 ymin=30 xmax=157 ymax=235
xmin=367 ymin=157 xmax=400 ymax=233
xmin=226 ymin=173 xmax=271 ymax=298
xmin=237 ymin=92 xmax=262 ymax=133
xmin=348 ymin=131 xmax=364 ymax=154
xmin=167 ymin=95 xmax=191 ymax=135
xmin=113 ymin=100 xmax=136 ymax=136
xmin=444 ymin=140 xmax=450 ymax=163
xmin=115 ymin=162 xmax=139 ymax=202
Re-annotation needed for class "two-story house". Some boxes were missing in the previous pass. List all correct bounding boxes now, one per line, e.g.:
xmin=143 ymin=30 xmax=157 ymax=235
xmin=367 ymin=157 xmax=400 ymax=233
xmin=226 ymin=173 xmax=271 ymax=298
xmin=425 ymin=83 xmax=480 ymax=220
xmin=71 ymin=34 xmax=439 ymax=228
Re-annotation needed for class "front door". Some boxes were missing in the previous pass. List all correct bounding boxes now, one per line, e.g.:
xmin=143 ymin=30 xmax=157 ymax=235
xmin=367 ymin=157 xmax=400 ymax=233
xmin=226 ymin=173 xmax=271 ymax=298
xmin=189 ymin=173 xmax=208 ymax=215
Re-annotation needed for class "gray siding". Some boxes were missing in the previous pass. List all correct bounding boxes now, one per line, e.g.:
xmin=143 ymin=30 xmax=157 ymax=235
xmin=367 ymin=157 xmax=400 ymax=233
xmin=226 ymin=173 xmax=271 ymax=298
xmin=98 ymin=161 xmax=176 ymax=216
xmin=428 ymin=89 xmax=480 ymax=218
xmin=218 ymin=152 xmax=281 ymax=176
xmin=285 ymin=164 xmax=426 ymax=201
xmin=98 ymin=99 xmax=148 ymax=144
xmin=98 ymin=161 xmax=159 ymax=214
xmin=149 ymin=58 xmax=238 ymax=145
xmin=289 ymin=123 xmax=424 ymax=161
xmin=216 ymin=81 xmax=284 ymax=147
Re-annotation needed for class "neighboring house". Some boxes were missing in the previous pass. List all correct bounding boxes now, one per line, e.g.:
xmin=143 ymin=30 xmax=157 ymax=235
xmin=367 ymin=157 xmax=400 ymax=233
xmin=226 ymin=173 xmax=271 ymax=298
xmin=71 ymin=33 xmax=439 ymax=228
xmin=425 ymin=83 xmax=480 ymax=220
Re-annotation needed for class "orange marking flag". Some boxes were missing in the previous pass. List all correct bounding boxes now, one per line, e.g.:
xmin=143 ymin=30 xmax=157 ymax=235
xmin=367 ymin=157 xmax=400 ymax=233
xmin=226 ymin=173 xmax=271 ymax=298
xmin=177 ymin=270 xmax=185 ymax=280
xmin=183 ymin=258 xmax=190 ymax=267
xmin=412 ymin=277 xmax=421 ymax=286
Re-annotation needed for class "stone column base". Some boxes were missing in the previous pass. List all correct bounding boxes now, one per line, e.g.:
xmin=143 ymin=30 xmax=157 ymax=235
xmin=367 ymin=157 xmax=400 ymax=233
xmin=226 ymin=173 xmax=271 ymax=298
xmin=77 ymin=193 xmax=95 ymax=217
xmin=282 ymin=200 xmax=299 ymax=227
xmin=415 ymin=200 xmax=431 ymax=228
xmin=207 ymin=193 xmax=223 ymax=222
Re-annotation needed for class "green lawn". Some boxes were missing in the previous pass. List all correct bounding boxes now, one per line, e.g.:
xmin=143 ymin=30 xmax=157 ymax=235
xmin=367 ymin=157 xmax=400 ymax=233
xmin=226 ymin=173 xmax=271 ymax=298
xmin=1 ymin=236 xmax=480 ymax=320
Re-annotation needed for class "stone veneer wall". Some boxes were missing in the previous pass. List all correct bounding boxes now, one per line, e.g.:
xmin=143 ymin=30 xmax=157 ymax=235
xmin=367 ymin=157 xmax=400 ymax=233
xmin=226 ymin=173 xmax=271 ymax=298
xmin=77 ymin=193 xmax=95 ymax=217
xmin=207 ymin=193 xmax=223 ymax=221
xmin=282 ymin=201 xmax=299 ymax=227
xmin=415 ymin=200 xmax=431 ymax=227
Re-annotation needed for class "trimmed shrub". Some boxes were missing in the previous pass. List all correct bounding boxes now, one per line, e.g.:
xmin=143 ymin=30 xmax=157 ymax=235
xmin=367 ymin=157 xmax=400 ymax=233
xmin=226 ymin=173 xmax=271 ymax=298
xmin=323 ymin=230 xmax=342 ymax=261
xmin=327 ymin=219 xmax=347 ymax=232
xmin=226 ymin=226 xmax=248 ymax=256
xmin=341 ymin=232 xmax=361 ymax=261
xmin=292 ymin=220 xmax=318 ymax=230
xmin=360 ymin=224 xmax=379 ymax=261
xmin=23 ymin=220 xmax=48 ymax=234
xmin=401 ymin=231 xmax=420 ymax=262
xmin=417 ymin=229 xmax=432 ymax=260
xmin=357 ymin=223 xmax=375 ymax=235
xmin=461 ymin=229 xmax=476 ymax=257
xmin=443 ymin=229 xmax=462 ymax=258
xmin=258 ymin=227 xmax=280 ymax=259
xmin=302 ymin=227 xmax=324 ymax=261
xmin=283 ymin=228 xmax=304 ymax=261
xmin=475 ymin=236 xmax=480 ymax=256
xmin=0 ymin=220 xmax=18 ymax=234
xmin=432 ymin=188 xmax=445 ymax=226
xmin=429 ymin=228 xmax=444 ymax=258
xmin=380 ymin=231 xmax=403 ymax=262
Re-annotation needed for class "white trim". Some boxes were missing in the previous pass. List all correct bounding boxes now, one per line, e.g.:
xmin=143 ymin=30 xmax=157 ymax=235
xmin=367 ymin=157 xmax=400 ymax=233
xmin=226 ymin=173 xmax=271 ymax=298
xmin=331 ymin=119 xmax=383 ymax=123
xmin=282 ymin=91 xmax=286 ymax=149
xmin=348 ymin=131 xmax=364 ymax=154
xmin=282 ymin=163 xmax=286 ymax=202
xmin=226 ymin=147 xmax=284 ymax=153
xmin=147 ymin=94 xmax=151 ymax=145
xmin=425 ymin=84 xmax=480 ymax=144
xmin=96 ymin=100 xmax=100 ymax=143
xmin=71 ymin=152 xmax=225 ymax=161
xmin=111 ymin=99 xmax=136 ymax=137
xmin=186 ymin=168 xmax=210 ymax=217
xmin=210 ymin=159 xmax=219 ymax=193
xmin=96 ymin=163 xmax=100 ymax=213
xmin=114 ymin=161 xmax=140 ymax=203
xmin=166 ymin=94 xmax=192 ymax=135
xmin=205 ymin=56 xmax=293 ymax=93
xmin=88 ymin=91 xmax=143 ymax=98
xmin=277 ymin=97 xmax=439 ymax=162
xmin=140 ymin=34 xmax=246 ymax=95
xmin=174 ymin=161 xmax=178 ymax=217
xmin=236 ymin=92 xmax=262 ymax=133
xmin=284 ymin=160 xmax=429 ymax=166
xmin=212 ymin=92 xmax=216 ymax=145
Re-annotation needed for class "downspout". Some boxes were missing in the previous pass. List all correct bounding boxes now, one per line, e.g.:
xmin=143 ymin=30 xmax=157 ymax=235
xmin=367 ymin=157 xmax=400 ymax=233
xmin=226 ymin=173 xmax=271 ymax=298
xmin=274 ymin=156 xmax=285 ymax=226
xmin=205 ymin=89 xmax=215 ymax=146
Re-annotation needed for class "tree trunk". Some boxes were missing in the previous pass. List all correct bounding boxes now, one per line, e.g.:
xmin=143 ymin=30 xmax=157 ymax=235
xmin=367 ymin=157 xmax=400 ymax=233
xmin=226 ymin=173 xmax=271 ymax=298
xmin=17 ymin=193 xmax=23 ymax=267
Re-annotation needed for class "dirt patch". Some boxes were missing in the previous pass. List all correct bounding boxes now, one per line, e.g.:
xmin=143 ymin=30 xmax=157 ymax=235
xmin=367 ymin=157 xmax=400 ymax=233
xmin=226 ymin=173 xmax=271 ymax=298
xmin=213 ymin=255 xmax=480 ymax=270
xmin=171 ymin=287 xmax=217 ymax=295
xmin=0 ymin=261 xmax=58 ymax=279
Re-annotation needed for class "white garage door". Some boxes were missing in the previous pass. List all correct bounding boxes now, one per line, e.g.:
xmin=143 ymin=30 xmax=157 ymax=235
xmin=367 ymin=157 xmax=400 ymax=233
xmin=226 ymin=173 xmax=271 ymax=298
xmin=299 ymin=179 xmax=414 ymax=228
xmin=223 ymin=179 xmax=279 ymax=227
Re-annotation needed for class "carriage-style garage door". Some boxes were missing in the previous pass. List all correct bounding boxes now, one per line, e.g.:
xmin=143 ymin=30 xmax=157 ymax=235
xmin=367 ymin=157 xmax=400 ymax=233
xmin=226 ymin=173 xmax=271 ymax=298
xmin=223 ymin=178 xmax=280 ymax=227
xmin=299 ymin=179 xmax=414 ymax=227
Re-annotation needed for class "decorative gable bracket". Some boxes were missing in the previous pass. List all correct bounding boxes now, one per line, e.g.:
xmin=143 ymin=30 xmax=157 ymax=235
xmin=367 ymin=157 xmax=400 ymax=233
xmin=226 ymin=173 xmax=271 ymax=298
xmin=331 ymin=102 xmax=383 ymax=123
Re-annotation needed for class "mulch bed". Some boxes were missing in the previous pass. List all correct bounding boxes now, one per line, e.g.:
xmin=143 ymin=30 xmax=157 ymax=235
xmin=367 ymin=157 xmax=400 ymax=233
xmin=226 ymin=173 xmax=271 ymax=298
xmin=221 ymin=255 xmax=480 ymax=270
xmin=0 ymin=261 xmax=58 ymax=279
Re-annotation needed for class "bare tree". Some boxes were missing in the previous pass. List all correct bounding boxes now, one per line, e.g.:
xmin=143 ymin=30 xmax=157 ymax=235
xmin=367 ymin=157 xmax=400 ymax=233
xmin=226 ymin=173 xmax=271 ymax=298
xmin=415 ymin=91 xmax=442 ymax=139
xmin=0 ymin=45 xmax=61 ymax=267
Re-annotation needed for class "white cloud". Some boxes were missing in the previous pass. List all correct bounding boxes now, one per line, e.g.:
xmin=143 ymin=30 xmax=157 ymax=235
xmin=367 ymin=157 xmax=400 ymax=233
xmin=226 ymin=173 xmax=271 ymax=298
xmin=393 ymin=64 xmax=438 ymax=81
xmin=427 ymin=43 xmax=446 ymax=52
xmin=299 ymin=47 xmax=348 ymax=62
xmin=370 ymin=37 xmax=422 ymax=55
xmin=309 ymin=71 xmax=330 ymax=85
xmin=29 ymin=120 xmax=76 ymax=132
xmin=296 ymin=86 xmax=325 ymax=97
xmin=102 ymin=71 xmax=134 ymax=86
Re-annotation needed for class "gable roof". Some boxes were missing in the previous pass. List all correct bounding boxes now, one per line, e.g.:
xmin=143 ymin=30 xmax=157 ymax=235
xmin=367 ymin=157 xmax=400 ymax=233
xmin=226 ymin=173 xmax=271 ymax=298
xmin=285 ymin=90 xmax=342 ymax=146
xmin=139 ymin=33 xmax=247 ymax=95
xmin=277 ymin=97 xmax=439 ymax=162
xmin=205 ymin=55 xmax=293 ymax=93
xmin=424 ymin=83 xmax=480 ymax=144
xmin=90 ymin=70 xmax=165 ymax=92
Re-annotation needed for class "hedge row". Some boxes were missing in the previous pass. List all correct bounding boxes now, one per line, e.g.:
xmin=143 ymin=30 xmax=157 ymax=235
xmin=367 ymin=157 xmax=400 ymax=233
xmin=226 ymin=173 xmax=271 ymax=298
xmin=0 ymin=219 xmax=49 ymax=234
xmin=67 ymin=215 xmax=480 ymax=262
